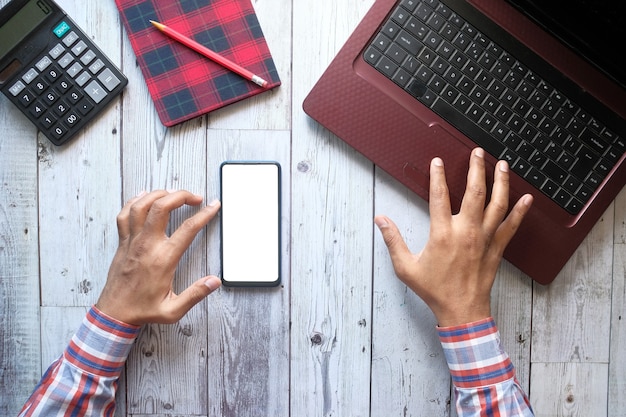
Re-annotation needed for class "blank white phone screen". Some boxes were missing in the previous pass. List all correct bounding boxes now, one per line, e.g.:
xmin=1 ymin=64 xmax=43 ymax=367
xmin=221 ymin=162 xmax=280 ymax=285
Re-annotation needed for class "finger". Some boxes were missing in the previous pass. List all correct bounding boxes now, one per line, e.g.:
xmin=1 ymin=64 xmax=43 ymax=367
xmin=117 ymin=191 xmax=148 ymax=241
xmin=128 ymin=190 xmax=170 ymax=236
xmin=459 ymin=148 xmax=487 ymax=222
xmin=493 ymin=194 xmax=533 ymax=252
xmin=164 ymin=275 xmax=221 ymax=323
xmin=375 ymin=215 xmax=413 ymax=270
xmin=167 ymin=200 xmax=221 ymax=259
xmin=142 ymin=190 xmax=205 ymax=237
xmin=483 ymin=160 xmax=511 ymax=232
xmin=428 ymin=157 xmax=452 ymax=227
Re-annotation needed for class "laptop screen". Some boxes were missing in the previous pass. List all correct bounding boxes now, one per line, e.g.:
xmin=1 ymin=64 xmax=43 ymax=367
xmin=506 ymin=0 xmax=626 ymax=90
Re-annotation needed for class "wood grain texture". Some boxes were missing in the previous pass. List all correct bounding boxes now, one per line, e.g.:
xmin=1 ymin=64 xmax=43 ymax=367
xmin=0 ymin=82 xmax=40 ymax=416
xmin=1 ymin=0 xmax=626 ymax=415
xmin=371 ymin=169 xmax=452 ymax=416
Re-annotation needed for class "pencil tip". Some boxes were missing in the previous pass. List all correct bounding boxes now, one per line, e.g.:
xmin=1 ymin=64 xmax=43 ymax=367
xmin=149 ymin=20 xmax=164 ymax=30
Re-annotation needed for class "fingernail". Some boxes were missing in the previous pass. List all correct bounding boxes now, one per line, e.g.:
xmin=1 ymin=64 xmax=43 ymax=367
xmin=136 ymin=191 xmax=147 ymax=198
xmin=204 ymin=276 xmax=221 ymax=291
xmin=499 ymin=160 xmax=509 ymax=172
xmin=475 ymin=148 xmax=484 ymax=158
xmin=523 ymin=194 xmax=533 ymax=206
xmin=208 ymin=199 xmax=220 ymax=207
xmin=432 ymin=157 xmax=444 ymax=167
xmin=374 ymin=216 xmax=389 ymax=228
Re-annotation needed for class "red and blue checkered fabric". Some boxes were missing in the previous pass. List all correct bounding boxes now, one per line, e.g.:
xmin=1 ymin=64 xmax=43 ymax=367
xmin=115 ymin=0 xmax=281 ymax=126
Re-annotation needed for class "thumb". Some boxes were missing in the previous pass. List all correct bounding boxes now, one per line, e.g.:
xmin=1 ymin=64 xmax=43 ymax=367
xmin=374 ymin=215 xmax=412 ymax=262
xmin=169 ymin=276 xmax=221 ymax=320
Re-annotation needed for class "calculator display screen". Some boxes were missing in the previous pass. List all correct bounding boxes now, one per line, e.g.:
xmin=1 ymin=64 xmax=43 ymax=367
xmin=0 ymin=0 xmax=52 ymax=60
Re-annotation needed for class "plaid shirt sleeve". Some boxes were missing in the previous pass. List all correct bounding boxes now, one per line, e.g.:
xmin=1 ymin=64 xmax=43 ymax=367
xmin=438 ymin=317 xmax=534 ymax=417
xmin=18 ymin=306 xmax=140 ymax=417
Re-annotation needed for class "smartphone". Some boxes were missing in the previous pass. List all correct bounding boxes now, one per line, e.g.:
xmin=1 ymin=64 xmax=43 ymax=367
xmin=220 ymin=161 xmax=281 ymax=287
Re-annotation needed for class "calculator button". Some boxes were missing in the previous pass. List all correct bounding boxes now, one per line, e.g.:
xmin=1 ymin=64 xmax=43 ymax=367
xmin=36 ymin=56 xmax=53 ymax=72
xmin=45 ymin=65 xmax=61 ymax=82
xmin=56 ymin=77 xmax=71 ymax=93
xmin=67 ymin=62 xmax=83 ymax=78
xmin=64 ymin=112 xmax=80 ymax=127
xmin=75 ymin=71 xmax=91 ymax=87
xmin=51 ymin=123 xmax=68 ymax=140
xmin=49 ymin=44 xmax=65 ymax=59
xmin=41 ymin=113 xmax=56 ymax=128
xmin=85 ymin=80 xmax=107 ymax=103
xmin=22 ymin=68 xmax=39 ymax=84
xmin=89 ymin=59 xmax=104 ymax=74
xmin=77 ymin=98 xmax=94 ymax=115
xmin=80 ymin=50 xmax=96 ymax=65
xmin=58 ymin=53 xmax=74 ymax=68
xmin=97 ymin=68 xmax=121 ymax=91
xmin=32 ymin=79 xmax=48 ymax=95
xmin=53 ymin=100 xmax=70 ymax=116
xmin=67 ymin=88 xmax=83 ymax=104
xmin=43 ymin=89 xmax=60 ymax=105
xmin=9 ymin=80 xmax=26 ymax=96
xmin=71 ymin=41 xmax=88 ymax=56
xmin=53 ymin=21 xmax=71 ymax=38
xmin=29 ymin=102 xmax=47 ymax=118
xmin=18 ymin=90 xmax=35 ymax=107
xmin=62 ymin=31 xmax=79 ymax=47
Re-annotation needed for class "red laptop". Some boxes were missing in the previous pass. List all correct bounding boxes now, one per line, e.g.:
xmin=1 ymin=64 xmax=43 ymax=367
xmin=303 ymin=0 xmax=626 ymax=284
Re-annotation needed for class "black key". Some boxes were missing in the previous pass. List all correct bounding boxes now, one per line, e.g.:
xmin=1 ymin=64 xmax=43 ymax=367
xmin=387 ymin=43 xmax=408 ymax=64
xmin=405 ymin=17 xmax=429 ymax=39
xmin=543 ymin=160 xmax=568 ymax=184
xmin=406 ymin=79 xmax=428 ymax=98
xmin=541 ymin=179 xmax=558 ymax=197
xmin=364 ymin=46 xmax=383 ymax=65
xmin=441 ymin=84 xmax=460 ymax=103
xmin=452 ymin=94 xmax=471 ymax=113
xmin=440 ymin=22 xmax=458 ymax=41
xmin=393 ymin=68 xmax=411 ymax=87
xmin=375 ymin=56 xmax=398 ymax=78
xmin=415 ymin=65 xmax=435 ymax=83
xmin=431 ymin=98 xmax=506 ymax=157
xmin=396 ymin=30 xmax=421 ymax=56
xmin=580 ymin=128 xmax=608 ymax=155
xmin=570 ymin=149 xmax=596 ymax=180
xmin=566 ymin=198 xmax=584 ymax=215
xmin=526 ymin=167 xmax=546 ymax=189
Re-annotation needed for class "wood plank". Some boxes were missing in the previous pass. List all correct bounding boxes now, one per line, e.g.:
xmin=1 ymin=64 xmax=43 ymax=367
xmin=0 ymin=80 xmax=40 ymax=416
xmin=531 ymin=207 xmax=614 ymax=363
xmin=609 ymin=245 xmax=625 ymax=417
xmin=39 ymin=0 xmax=123 ymax=308
xmin=530 ymin=362 xmax=608 ymax=417
xmin=292 ymin=0 xmax=376 ymax=405
xmin=371 ymin=169 xmax=452 ymax=416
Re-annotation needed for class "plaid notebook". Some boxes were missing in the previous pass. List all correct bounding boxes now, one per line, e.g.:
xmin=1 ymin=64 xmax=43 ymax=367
xmin=115 ymin=0 xmax=281 ymax=126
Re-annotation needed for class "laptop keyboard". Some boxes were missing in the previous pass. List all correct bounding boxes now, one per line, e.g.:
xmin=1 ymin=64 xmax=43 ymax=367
xmin=363 ymin=0 xmax=626 ymax=215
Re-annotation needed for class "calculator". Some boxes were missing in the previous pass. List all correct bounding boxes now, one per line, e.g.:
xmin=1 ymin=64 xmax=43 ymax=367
xmin=0 ymin=0 xmax=127 ymax=146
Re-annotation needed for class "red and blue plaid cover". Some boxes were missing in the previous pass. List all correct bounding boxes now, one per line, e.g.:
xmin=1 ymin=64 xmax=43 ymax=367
xmin=115 ymin=0 xmax=281 ymax=126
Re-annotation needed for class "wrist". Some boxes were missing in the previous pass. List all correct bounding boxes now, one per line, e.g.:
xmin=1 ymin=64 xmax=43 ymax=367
xmin=433 ymin=306 xmax=491 ymax=328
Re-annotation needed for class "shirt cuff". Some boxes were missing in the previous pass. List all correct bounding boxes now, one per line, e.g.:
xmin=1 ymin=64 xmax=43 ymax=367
xmin=438 ymin=317 xmax=515 ymax=389
xmin=63 ymin=306 xmax=141 ymax=378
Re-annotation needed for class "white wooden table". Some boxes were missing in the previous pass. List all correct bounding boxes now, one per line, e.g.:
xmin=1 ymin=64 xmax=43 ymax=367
xmin=1 ymin=0 xmax=624 ymax=416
